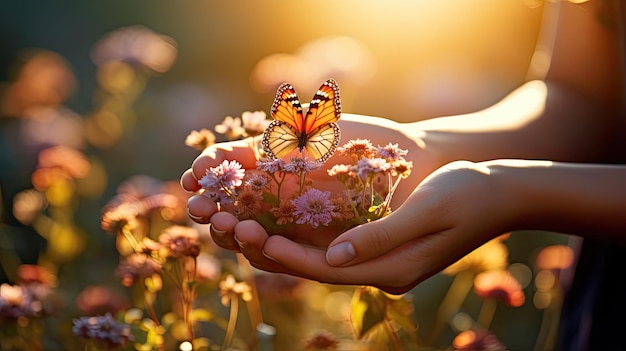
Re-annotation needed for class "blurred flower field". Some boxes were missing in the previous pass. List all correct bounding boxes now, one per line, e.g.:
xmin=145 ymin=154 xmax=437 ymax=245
xmin=0 ymin=4 xmax=576 ymax=350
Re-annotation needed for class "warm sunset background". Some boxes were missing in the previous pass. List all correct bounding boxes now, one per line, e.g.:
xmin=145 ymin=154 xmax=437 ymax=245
xmin=0 ymin=1 xmax=569 ymax=350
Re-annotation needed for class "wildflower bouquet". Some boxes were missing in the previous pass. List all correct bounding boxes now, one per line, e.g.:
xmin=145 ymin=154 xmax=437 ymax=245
xmin=189 ymin=79 xmax=413 ymax=237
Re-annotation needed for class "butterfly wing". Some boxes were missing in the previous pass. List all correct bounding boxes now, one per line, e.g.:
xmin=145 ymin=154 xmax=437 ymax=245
xmin=261 ymin=120 xmax=299 ymax=160
xmin=271 ymin=82 xmax=305 ymax=132
xmin=303 ymin=79 xmax=341 ymax=134
xmin=304 ymin=122 xmax=340 ymax=163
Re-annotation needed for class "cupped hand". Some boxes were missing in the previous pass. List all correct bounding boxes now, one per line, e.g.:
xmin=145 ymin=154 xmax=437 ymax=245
xmin=180 ymin=113 xmax=440 ymax=291
xmin=180 ymin=136 xmax=357 ymax=250
xmin=241 ymin=161 xmax=515 ymax=294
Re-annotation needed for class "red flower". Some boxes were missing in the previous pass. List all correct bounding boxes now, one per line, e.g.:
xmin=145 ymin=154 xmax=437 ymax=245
xmin=474 ymin=270 xmax=525 ymax=307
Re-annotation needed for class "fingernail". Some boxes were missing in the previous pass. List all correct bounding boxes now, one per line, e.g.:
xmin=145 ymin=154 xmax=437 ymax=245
xmin=262 ymin=250 xmax=278 ymax=262
xmin=188 ymin=209 xmax=209 ymax=224
xmin=233 ymin=235 xmax=246 ymax=250
xmin=209 ymin=224 xmax=226 ymax=237
xmin=326 ymin=242 xmax=355 ymax=266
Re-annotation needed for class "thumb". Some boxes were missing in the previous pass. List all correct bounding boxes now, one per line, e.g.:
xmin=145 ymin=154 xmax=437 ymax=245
xmin=191 ymin=139 xmax=258 ymax=180
xmin=325 ymin=215 xmax=401 ymax=267
xmin=325 ymin=191 xmax=445 ymax=267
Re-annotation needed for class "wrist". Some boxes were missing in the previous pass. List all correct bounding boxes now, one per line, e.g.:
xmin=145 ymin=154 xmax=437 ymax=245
xmin=483 ymin=160 xmax=554 ymax=233
xmin=484 ymin=160 xmax=626 ymax=239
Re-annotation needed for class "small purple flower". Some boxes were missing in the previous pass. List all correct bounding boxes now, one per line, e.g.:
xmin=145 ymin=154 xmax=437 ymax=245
xmin=256 ymin=157 xmax=286 ymax=174
xmin=203 ymin=189 xmax=234 ymax=204
xmin=0 ymin=284 xmax=42 ymax=319
xmin=376 ymin=143 xmax=408 ymax=161
xmin=198 ymin=160 xmax=245 ymax=201
xmin=159 ymin=225 xmax=201 ymax=258
xmin=198 ymin=171 xmax=220 ymax=192
xmin=115 ymin=253 xmax=162 ymax=287
xmin=284 ymin=157 xmax=321 ymax=175
xmin=355 ymin=157 xmax=391 ymax=179
xmin=215 ymin=160 xmax=245 ymax=188
xmin=245 ymin=172 xmax=270 ymax=191
xmin=72 ymin=313 xmax=133 ymax=348
xmin=292 ymin=189 xmax=334 ymax=228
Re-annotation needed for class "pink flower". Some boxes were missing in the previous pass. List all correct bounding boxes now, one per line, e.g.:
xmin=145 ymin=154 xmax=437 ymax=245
xmin=327 ymin=164 xmax=354 ymax=183
xmin=245 ymin=172 xmax=271 ymax=191
xmin=214 ymin=116 xmax=246 ymax=140
xmin=185 ymin=128 xmax=216 ymax=150
xmin=453 ymin=329 xmax=507 ymax=351
xmin=256 ymin=157 xmax=286 ymax=174
xmin=355 ymin=157 xmax=391 ymax=179
xmin=241 ymin=110 xmax=270 ymax=137
xmin=376 ymin=143 xmax=408 ymax=161
xmin=474 ymin=270 xmax=525 ymax=307
xmin=159 ymin=225 xmax=201 ymax=258
xmin=337 ymin=139 xmax=376 ymax=159
xmin=235 ymin=186 xmax=264 ymax=219
xmin=292 ymin=189 xmax=334 ymax=228
xmin=199 ymin=160 xmax=245 ymax=192
xmin=115 ymin=253 xmax=162 ymax=287
xmin=330 ymin=196 xmax=355 ymax=221
xmin=283 ymin=157 xmax=321 ymax=175
xmin=390 ymin=159 xmax=413 ymax=178
xmin=270 ymin=202 xmax=297 ymax=225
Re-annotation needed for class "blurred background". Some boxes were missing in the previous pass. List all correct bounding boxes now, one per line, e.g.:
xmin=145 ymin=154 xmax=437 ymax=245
xmin=0 ymin=0 xmax=543 ymax=179
xmin=0 ymin=1 xmax=572 ymax=350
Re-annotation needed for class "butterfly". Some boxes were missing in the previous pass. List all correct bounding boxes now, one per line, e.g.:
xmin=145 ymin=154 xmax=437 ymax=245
xmin=261 ymin=79 xmax=341 ymax=163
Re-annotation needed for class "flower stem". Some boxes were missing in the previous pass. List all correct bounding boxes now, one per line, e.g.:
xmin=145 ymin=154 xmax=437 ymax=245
xmin=144 ymin=290 xmax=166 ymax=351
xmin=477 ymin=298 xmax=497 ymax=330
xmin=429 ymin=270 xmax=475 ymax=344
xmin=236 ymin=254 xmax=264 ymax=330
xmin=222 ymin=295 xmax=239 ymax=351
xmin=182 ymin=258 xmax=197 ymax=340
xmin=120 ymin=226 xmax=141 ymax=252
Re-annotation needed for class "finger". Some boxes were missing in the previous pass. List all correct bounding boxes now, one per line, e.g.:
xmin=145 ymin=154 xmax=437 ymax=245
xmin=209 ymin=211 xmax=241 ymax=252
xmin=232 ymin=220 xmax=292 ymax=273
xmin=181 ymin=169 xmax=201 ymax=192
xmin=325 ymin=189 xmax=450 ymax=267
xmin=264 ymin=229 xmax=480 ymax=294
xmin=191 ymin=140 xmax=259 ymax=180
xmin=261 ymin=235 xmax=427 ymax=291
xmin=187 ymin=194 xmax=218 ymax=224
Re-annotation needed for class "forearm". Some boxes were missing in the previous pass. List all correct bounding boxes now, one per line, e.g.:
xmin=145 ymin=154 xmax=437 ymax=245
xmin=402 ymin=0 xmax=625 ymax=168
xmin=413 ymin=80 xmax=622 ymax=166
xmin=488 ymin=160 xmax=626 ymax=242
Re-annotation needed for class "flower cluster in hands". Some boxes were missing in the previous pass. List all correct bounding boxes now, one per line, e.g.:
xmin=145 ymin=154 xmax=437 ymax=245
xmin=193 ymin=112 xmax=412 ymax=234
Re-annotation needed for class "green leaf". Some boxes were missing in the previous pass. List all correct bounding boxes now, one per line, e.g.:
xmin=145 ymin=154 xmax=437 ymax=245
xmin=262 ymin=192 xmax=279 ymax=207
xmin=386 ymin=297 xmax=418 ymax=334
xmin=352 ymin=287 xmax=386 ymax=338
xmin=256 ymin=213 xmax=281 ymax=234
xmin=350 ymin=288 xmax=368 ymax=336
xmin=129 ymin=323 xmax=149 ymax=345
xmin=363 ymin=323 xmax=391 ymax=351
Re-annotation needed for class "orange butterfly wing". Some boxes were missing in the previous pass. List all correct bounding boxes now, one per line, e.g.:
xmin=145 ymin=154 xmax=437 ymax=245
xmin=270 ymin=82 xmax=304 ymax=132
xmin=303 ymin=79 xmax=341 ymax=134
